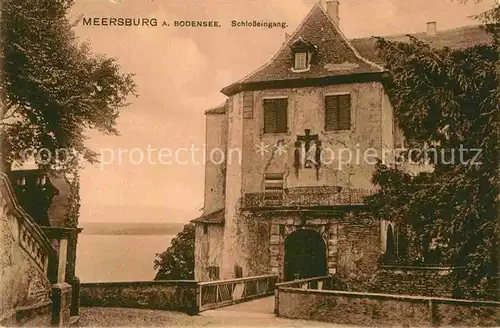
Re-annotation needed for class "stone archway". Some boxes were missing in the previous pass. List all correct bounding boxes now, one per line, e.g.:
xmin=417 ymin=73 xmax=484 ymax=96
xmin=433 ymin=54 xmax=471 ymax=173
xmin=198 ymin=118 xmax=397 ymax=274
xmin=284 ymin=229 xmax=327 ymax=281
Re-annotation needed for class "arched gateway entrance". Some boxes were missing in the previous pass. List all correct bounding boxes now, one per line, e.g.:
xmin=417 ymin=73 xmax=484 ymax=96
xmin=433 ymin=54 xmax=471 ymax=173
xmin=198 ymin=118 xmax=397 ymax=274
xmin=284 ymin=229 xmax=327 ymax=281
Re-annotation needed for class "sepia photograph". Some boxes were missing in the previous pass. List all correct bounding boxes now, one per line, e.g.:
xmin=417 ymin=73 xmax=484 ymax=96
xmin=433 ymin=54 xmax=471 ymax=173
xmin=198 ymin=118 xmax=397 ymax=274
xmin=0 ymin=0 xmax=498 ymax=327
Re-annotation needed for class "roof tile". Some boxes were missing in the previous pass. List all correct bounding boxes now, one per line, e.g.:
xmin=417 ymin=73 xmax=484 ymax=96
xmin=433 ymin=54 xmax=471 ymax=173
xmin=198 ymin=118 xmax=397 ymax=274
xmin=191 ymin=208 xmax=225 ymax=224
xmin=350 ymin=25 xmax=493 ymax=66
xmin=222 ymin=3 xmax=382 ymax=95
xmin=221 ymin=4 xmax=493 ymax=96
xmin=204 ymin=102 xmax=227 ymax=115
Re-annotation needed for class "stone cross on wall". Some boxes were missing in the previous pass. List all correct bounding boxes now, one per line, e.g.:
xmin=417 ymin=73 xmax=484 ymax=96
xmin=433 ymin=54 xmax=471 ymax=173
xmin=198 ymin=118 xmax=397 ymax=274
xmin=296 ymin=129 xmax=318 ymax=167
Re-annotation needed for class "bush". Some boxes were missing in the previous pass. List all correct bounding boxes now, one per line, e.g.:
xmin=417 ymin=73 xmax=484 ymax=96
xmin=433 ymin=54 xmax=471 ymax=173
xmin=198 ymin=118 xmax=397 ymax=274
xmin=153 ymin=223 xmax=195 ymax=280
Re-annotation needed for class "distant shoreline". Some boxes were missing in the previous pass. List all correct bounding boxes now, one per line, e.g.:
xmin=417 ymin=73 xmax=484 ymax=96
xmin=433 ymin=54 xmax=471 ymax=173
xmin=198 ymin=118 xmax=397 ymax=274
xmin=81 ymin=232 xmax=177 ymax=236
xmin=79 ymin=222 xmax=186 ymax=236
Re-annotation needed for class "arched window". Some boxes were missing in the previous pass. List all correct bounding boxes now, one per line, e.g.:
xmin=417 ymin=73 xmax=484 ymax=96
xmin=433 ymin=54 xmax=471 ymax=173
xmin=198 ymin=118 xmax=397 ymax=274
xmin=385 ymin=224 xmax=395 ymax=261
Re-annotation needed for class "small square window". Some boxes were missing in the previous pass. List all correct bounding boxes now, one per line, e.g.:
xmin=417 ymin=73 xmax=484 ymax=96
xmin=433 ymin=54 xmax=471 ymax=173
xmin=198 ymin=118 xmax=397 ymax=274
xmin=264 ymin=173 xmax=284 ymax=191
xmin=234 ymin=265 xmax=243 ymax=278
xmin=294 ymin=52 xmax=308 ymax=70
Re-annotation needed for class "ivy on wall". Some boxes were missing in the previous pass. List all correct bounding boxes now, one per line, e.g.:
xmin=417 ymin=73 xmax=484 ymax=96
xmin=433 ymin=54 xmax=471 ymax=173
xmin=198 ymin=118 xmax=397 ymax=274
xmin=64 ymin=171 xmax=81 ymax=228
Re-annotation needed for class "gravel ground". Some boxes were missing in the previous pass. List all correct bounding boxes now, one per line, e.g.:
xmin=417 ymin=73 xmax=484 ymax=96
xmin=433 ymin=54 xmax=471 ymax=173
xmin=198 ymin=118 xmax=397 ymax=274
xmin=79 ymin=306 xmax=358 ymax=327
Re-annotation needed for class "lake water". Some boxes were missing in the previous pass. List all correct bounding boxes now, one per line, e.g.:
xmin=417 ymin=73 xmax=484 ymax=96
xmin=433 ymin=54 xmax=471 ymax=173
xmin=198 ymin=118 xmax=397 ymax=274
xmin=76 ymin=234 xmax=174 ymax=282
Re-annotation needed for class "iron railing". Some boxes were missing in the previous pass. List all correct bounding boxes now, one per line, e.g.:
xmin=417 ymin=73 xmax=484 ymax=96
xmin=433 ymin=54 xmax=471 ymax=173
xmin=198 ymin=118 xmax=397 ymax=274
xmin=198 ymin=274 xmax=278 ymax=311
xmin=275 ymin=276 xmax=339 ymax=291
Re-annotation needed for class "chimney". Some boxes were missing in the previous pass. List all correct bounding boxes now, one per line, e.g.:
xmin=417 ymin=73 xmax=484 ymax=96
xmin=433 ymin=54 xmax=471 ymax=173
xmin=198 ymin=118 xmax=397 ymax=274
xmin=426 ymin=21 xmax=437 ymax=36
xmin=322 ymin=0 xmax=340 ymax=27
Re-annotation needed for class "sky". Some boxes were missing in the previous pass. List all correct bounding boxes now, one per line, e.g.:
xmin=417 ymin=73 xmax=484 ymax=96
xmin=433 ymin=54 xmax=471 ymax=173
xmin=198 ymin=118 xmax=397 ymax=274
xmin=71 ymin=0 xmax=495 ymax=224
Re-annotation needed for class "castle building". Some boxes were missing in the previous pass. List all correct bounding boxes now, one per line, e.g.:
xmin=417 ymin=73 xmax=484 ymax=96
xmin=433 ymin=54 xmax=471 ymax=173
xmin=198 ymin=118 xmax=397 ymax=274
xmin=192 ymin=1 xmax=491 ymax=283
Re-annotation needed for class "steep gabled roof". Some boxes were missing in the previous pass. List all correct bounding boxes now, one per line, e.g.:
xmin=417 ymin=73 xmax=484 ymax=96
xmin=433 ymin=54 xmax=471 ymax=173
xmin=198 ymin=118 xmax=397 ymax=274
xmin=350 ymin=25 xmax=493 ymax=66
xmin=221 ymin=3 xmax=383 ymax=96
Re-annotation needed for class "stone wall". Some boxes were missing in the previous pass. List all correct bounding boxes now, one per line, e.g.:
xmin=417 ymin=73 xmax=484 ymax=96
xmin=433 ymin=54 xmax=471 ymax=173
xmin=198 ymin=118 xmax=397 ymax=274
xmin=0 ymin=174 xmax=54 ymax=327
xmin=240 ymin=82 xmax=389 ymax=193
xmin=51 ymin=283 xmax=72 ymax=327
xmin=80 ymin=281 xmax=199 ymax=314
xmin=335 ymin=213 xmax=380 ymax=289
xmin=277 ymin=288 xmax=500 ymax=326
xmin=370 ymin=266 xmax=455 ymax=298
xmin=222 ymin=93 xmax=244 ymax=279
xmin=195 ymin=224 xmax=223 ymax=281
xmin=204 ymin=112 xmax=227 ymax=215
xmin=235 ymin=214 xmax=270 ymax=277
xmin=437 ymin=300 xmax=500 ymax=326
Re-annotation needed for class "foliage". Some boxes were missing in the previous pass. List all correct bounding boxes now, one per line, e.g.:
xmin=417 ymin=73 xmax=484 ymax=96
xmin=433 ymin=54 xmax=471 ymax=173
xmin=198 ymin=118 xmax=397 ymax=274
xmin=367 ymin=4 xmax=499 ymax=299
xmin=475 ymin=3 xmax=500 ymax=47
xmin=64 ymin=171 xmax=80 ymax=227
xmin=154 ymin=223 xmax=195 ymax=280
xmin=0 ymin=0 xmax=136 ymax=173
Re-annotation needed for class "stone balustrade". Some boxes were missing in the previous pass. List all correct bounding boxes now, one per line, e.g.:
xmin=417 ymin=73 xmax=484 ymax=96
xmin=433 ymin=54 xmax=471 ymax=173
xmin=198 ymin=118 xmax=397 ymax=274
xmin=0 ymin=173 xmax=57 ymax=326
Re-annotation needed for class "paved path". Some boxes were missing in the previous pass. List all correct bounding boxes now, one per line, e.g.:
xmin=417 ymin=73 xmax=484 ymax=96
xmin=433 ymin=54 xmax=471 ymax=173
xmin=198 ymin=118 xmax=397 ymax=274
xmin=200 ymin=295 xmax=275 ymax=318
xmin=79 ymin=296 xmax=359 ymax=327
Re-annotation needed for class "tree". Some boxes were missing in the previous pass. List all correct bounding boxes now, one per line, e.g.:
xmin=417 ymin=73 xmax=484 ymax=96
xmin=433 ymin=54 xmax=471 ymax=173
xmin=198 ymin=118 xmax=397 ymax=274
xmin=0 ymin=0 xmax=136 ymax=174
xmin=367 ymin=3 xmax=499 ymax=299
xmin=154 ymin=223 xmax=195 ymax=280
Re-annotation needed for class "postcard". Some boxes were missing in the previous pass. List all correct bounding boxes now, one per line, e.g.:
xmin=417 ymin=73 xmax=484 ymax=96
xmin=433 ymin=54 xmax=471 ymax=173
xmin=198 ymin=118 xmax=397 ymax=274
xmin=0 ymin=0 xmax=498 ymax=327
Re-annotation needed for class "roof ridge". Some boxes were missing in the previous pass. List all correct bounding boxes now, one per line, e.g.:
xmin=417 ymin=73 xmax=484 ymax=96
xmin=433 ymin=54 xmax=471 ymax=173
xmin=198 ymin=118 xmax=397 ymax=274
xmin=204 ymin=101 xmax=227 ymax=115
xmin=220 ymin=2 xmax=323 ymax=94
xmin=349 ymin=23 xmax=485 ymax=41
xmin=205 ymin=101 xmax=226 ymax=111
xmin=191 ymin=207 xmax=225 ymax=224
xmin=315 ymin=2 xmax=384 ymax=72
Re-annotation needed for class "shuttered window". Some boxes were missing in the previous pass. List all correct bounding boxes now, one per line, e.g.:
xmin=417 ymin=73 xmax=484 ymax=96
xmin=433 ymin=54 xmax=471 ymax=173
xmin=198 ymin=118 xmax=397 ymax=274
xmin=243 ymin=92 xmax=254 ymax=119
xmin=263 ymin=98 xmax=287 ymax=133
xmin=325 ymin=94 xmax=351 ymax=131
xmin=264 ymin=173 xmax=284 ymax=191
xmin=264 ymin=173 xmax=284 ymax=205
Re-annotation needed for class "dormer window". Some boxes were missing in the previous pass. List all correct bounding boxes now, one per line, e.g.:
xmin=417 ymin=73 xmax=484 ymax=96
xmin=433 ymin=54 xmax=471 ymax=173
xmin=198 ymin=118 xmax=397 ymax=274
xmin=290 ymin=37 xmax=316 ymax=72
xmin=294 ymin=52 xmax=308 ymax=70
